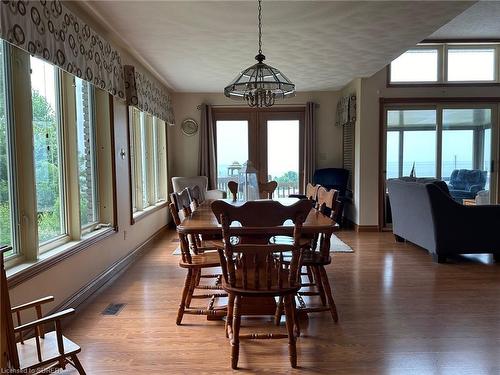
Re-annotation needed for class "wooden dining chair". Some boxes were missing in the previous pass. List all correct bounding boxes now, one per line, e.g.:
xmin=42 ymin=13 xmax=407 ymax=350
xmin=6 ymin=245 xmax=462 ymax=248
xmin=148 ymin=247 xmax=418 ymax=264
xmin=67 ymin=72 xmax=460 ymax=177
xmin=1 ymin=246 xmax=86 ymax=373
xmin=227 ymin=181 xmax=238 ymax=201
xmin=258 ymin=181 xmax=278 ymax=199
xmin=169 ymin=192 xmax=226 ymax=325
xmin=211 ymin=199 xmax=313 ymax=369
xmin=301 ymin=186 xmax=339 ymax=322
xmin=306 ymin=183 xmax=320 ymax=201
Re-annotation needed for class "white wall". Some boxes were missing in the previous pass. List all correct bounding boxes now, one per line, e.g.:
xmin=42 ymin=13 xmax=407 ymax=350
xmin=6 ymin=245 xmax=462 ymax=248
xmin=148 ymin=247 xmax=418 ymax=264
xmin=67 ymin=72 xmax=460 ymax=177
xmin=169 ymin=91 xmax=342 ymax=178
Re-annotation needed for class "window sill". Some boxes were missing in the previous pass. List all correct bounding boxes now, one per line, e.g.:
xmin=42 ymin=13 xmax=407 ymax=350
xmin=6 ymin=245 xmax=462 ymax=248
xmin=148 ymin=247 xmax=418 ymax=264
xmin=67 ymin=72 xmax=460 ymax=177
xmin=6 ymin=227 xmax=117 ymax=288
xmin=131 ymin=201 xmax=168 ymax=225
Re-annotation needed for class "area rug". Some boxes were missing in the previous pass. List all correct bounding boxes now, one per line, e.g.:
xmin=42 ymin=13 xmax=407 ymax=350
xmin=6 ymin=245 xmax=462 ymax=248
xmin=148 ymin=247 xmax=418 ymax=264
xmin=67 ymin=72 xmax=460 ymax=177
xmin=172 ymin=234 xmax=353 ymax=255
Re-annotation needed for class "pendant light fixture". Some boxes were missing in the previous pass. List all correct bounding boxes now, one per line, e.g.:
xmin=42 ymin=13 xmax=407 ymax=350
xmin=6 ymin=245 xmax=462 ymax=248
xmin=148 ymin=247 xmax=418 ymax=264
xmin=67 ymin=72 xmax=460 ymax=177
xmin=224 ymin=0 xmax=295 ymax=107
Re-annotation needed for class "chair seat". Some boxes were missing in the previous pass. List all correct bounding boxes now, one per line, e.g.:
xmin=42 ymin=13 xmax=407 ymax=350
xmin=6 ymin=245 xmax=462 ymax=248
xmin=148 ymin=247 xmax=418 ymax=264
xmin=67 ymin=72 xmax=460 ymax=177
xmin=179 ymin=251 xmax=220 ymax=268
xmin=222 ymin=267 xmax=300 ymax=296
xmin=17 ymin=331 xmax=80 ymax=370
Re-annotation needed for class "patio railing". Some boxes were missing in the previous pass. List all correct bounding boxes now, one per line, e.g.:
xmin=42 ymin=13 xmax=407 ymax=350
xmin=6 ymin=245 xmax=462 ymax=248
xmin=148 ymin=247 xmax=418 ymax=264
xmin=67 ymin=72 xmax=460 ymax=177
xmin=217 ymin=177 xmax=299 ymax=199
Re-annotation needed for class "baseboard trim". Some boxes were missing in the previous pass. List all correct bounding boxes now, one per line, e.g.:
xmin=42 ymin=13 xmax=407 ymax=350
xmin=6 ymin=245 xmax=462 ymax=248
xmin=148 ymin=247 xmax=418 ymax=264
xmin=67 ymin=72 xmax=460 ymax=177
xmin=343 ymin=219 xmax=380 ymax=232
xmin=355 ymin=225 xmax=380 ymax=232
xmin=53 ymin=225 xmax=169 ymax=314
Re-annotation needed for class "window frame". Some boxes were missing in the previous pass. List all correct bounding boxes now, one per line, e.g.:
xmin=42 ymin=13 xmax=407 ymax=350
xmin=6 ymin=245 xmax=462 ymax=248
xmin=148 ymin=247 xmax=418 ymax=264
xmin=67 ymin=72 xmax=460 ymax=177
xmin=212 ymin=107 xmax=305 ymax=197
xmin=30 ymin=56 xmax=70 ymax=252
xmin=3 ymin=44 xmax=117 ymax=272
xmin=379 ymin=98 xmax=499 ymax=229
xmin=445 ymin=44 xmax=498 ymax=83
xmin=387 ymin=42 xmax=500 ymax=87
xmin=0 ymin=42 xmax=19 ymax=261
xmin=127 ymin=107 xmax=169 ymax=224
xmin=389 ymin=45 xmax=443 ymax=84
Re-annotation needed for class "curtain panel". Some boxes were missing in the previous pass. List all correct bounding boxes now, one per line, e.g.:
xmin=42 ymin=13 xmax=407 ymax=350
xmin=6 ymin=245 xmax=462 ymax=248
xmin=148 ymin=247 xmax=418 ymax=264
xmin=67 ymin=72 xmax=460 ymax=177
xmin=124 ymin=65 xmax=175 ymax=125
xmin=335 ymin=95 xmax=356 ymax=127
xmin=303 ymin=101 xmax=316 ymax=191
xmin=0 ymin=0 xmax=125 ymax=99
xmin=198 ymin=104 xmax=217 ymax=190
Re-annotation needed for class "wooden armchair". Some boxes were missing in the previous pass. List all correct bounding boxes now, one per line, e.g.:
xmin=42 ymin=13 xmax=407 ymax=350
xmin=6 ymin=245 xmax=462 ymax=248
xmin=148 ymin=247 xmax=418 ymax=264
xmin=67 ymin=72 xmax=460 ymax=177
xmin=1 ymin=247 xmax=85 ymax=373
xmin=211 ymin=199 xmax=312 ymax=369
xmin=169 ymin=191 xmax=226 ymax=325
xmin=258 ymin=181 xmax=278 ymax=199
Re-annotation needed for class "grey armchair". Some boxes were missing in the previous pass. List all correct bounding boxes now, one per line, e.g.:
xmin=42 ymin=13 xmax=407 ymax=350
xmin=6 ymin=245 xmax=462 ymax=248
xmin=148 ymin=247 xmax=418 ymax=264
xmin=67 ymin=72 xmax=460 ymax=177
xmin=388 ymin=178 xmax=500 ymax=263
xmin=171 ymin=176 xmax=226 ymax=201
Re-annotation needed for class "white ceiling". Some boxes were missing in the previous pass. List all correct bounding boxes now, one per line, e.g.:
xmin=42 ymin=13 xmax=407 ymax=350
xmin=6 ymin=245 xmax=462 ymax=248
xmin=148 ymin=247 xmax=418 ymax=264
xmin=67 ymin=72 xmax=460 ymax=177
xmin=430 ymin=1 xmax=500 ymax=39
xmin=87 ymin=1 xmax=474 ymax=92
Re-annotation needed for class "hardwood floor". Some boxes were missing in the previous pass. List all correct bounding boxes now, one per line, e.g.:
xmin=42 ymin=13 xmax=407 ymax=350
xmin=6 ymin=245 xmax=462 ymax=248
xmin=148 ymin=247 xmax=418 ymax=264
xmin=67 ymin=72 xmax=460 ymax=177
xmin=59 ymin=230 xmax=500 ymax=374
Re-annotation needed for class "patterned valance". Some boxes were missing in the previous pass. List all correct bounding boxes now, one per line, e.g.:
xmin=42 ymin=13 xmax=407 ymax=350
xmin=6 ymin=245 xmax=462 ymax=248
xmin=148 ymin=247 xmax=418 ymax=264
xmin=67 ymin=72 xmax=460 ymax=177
xmin=124 ymin=65 xmax=175 ymax=125
xmin=0 ymin=0 xmax=125 ymax=99
xmin=335 ymin=95 xmax=356 ymax=127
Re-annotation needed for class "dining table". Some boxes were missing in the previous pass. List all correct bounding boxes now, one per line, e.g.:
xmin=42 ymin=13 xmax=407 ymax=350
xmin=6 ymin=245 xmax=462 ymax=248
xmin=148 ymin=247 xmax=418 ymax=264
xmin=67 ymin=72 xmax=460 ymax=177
xmin=176 ymin=197 xmax=338 ymax=318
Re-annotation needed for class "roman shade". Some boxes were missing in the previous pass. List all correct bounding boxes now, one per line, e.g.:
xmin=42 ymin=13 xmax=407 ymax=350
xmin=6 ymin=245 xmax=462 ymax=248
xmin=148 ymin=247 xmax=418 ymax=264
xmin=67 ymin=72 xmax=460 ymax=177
xmin=124 ymin=65 xmax=175 ymax=125
xmin=0 ymin=0 xmax=125 ymax=99
xmin=335 ymin=95 xmax=356 ymax=127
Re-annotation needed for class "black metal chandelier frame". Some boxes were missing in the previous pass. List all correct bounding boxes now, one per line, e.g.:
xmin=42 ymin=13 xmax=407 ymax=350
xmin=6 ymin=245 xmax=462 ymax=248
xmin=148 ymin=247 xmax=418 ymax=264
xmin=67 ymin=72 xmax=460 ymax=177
xmin=223 ymin=0 xmax=295 ymax=107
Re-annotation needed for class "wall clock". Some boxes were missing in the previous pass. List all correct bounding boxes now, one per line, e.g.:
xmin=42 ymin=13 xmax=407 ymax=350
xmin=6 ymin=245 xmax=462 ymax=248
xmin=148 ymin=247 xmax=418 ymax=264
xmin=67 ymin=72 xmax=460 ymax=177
xmin=181 ymin=118 xmax=199 ymax=136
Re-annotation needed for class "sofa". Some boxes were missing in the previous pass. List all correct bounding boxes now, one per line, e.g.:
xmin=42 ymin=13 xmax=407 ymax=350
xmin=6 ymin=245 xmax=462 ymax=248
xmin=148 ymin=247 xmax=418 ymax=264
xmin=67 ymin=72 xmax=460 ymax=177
xmin=448 ymin=169 xmax=487 ymax=202
xmin=171 ymin=176 xmax=226 ymax=201
xmin=387 ymin=177 xmax=500 ymax=263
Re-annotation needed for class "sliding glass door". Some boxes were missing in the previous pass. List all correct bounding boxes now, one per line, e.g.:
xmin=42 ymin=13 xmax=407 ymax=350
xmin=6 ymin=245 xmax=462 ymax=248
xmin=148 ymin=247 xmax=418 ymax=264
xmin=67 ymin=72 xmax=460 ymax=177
xmin=382 ymin=103 xmax=497 ymax=227
xmin=214 ymin=108 xmax=304 ymax=198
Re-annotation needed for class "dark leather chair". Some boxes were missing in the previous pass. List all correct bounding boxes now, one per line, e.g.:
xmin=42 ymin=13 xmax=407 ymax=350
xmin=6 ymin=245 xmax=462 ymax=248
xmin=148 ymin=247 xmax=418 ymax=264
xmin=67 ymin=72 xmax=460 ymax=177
xmin=448 ymin=169 xmax=487 ymax=202
xmin=313 ymin=168 xmax=349 ymax=198
xmin=289 ymin=168 xmax=350 ymax=226
xmin=313 ymin=168 xmax=349 ymax=226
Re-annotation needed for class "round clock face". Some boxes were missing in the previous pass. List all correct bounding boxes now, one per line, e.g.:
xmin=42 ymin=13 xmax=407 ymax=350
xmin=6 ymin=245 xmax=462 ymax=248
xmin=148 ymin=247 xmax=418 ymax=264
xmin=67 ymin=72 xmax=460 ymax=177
xmin=181 ymin=118 xmax=199 ymax=136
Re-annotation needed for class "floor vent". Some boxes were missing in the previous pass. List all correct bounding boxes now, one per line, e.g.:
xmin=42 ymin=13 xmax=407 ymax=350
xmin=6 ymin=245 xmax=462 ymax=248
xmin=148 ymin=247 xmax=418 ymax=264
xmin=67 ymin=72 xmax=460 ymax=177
xmin=102 ymin=303 xmax=126 ymax=316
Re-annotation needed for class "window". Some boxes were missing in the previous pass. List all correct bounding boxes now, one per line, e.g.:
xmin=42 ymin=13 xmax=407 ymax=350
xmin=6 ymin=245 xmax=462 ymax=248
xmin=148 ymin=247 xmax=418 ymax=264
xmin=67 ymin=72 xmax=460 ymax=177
xmin=129 ymin=108 xmax=168 ymax=218
xmin=389 ymin=43 xmax=500 ymax=85
xmin=383 ymin=104 xmax=496 ymax=227
xmin=267 ymin=120 xmax=300 ymax=195
xmin=0 ymin=42 xmax=15 ymax=257
xmin=2 ymin=44 xmax=115 ymax=265
xmin=75 ymin=77 xmax=99 ymax=229
xmin=447 ymin=48 xmax=495 ymax=82
xmin=154 ymin=118 xmax=167 ymax=202
xmin=386 ymin=109 xmax=437 ymax=178
xmin=30 ymin=56 xmax=66 ymax=245
xmin=213 ymin=108 xmax=304 ymax=198
xmin=216 ymin=120 xmax=249 ymax=195
xmin=390 ymin=48 xmax=439 ymax=83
